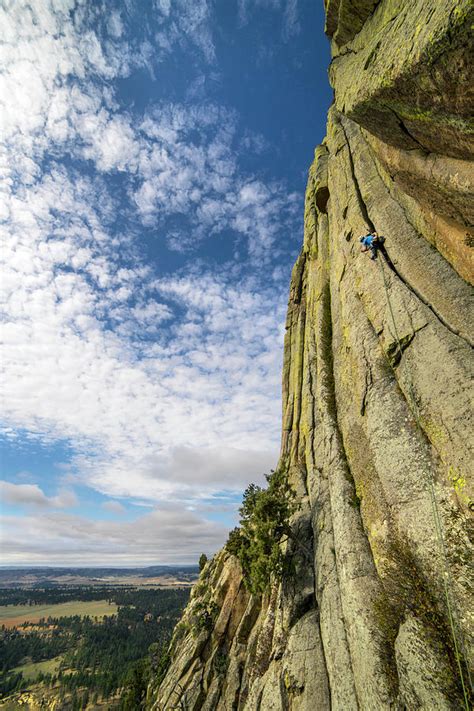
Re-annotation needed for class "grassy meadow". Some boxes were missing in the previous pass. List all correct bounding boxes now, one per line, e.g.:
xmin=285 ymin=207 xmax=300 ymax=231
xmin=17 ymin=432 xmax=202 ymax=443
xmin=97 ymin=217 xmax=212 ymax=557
xmin=12 ymin=655 xmax=64 ymax=680
xmin=0 ymin=600 xmax=118 ymax=628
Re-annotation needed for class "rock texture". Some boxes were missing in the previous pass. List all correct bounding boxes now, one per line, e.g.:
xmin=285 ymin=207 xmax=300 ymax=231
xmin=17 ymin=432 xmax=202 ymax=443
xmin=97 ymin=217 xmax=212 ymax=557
xmin=148 ymin=1 xmax=473 ymax=708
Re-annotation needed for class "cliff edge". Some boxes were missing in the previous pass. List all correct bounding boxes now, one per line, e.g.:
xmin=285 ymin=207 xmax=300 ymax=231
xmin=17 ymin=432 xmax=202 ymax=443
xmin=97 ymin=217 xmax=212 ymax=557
xmin=148 ymin=1 xmax=473 ymax=708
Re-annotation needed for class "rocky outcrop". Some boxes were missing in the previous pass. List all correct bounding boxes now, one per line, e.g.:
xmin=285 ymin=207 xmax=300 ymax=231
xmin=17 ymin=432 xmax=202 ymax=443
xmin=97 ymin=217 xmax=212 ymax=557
xmin=148 ymin=1 xmax=473 ymax=708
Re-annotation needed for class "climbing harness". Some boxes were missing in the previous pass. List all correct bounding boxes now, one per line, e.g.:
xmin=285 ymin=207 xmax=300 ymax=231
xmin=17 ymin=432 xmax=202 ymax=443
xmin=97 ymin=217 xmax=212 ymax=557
xmin=377 ymin=255 xmax=472 ymax=709
xmin=360 ymin=232 xmax=384 ymax=260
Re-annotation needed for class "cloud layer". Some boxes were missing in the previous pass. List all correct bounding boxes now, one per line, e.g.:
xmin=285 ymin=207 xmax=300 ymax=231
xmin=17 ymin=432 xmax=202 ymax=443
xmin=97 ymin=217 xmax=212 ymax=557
xmin=0 ymin=481 xmax=78 ymax=509
xmin=2 ymin=504 xmax=229 ymax=566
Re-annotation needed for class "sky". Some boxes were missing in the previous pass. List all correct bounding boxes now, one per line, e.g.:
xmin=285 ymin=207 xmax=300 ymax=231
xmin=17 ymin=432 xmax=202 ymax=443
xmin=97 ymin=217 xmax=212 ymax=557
xmin=0 ymin=0 xmax=331 ymax=566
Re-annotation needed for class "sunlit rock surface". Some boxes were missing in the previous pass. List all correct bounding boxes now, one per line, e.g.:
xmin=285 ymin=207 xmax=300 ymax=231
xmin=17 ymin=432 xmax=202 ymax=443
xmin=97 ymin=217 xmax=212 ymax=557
xmin=148 ymin=1 xmax=473 ymax=708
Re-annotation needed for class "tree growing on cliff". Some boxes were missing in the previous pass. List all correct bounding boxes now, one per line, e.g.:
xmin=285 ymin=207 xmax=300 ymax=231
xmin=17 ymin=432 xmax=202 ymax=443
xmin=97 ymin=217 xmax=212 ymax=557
xmin=198 ymin=553 xmax=208 ymax=572
xmin=226 ymin=469 xmax=297 ymax=594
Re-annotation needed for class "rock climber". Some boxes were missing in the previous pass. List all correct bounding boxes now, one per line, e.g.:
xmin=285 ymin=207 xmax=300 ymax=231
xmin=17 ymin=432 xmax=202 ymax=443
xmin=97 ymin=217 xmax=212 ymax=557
xmin=359 ymin=229 xmax=382 ymax=260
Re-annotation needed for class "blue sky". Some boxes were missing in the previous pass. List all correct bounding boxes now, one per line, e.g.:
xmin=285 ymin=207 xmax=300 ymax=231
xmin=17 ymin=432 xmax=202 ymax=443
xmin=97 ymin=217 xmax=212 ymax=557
xmin=0 ymin=0 xmax=331 ymax=566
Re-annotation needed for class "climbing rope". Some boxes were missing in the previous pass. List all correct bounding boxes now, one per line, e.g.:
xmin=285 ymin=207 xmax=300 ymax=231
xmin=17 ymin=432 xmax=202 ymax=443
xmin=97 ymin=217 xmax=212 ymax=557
xmin=377 ymin=254 xmax=472 ymax=709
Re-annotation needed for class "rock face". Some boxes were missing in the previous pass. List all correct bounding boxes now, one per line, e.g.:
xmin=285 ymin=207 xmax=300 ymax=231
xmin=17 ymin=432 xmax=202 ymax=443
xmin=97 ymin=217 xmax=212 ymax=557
xmin=148 ymin=1 xmax=473 ymax=709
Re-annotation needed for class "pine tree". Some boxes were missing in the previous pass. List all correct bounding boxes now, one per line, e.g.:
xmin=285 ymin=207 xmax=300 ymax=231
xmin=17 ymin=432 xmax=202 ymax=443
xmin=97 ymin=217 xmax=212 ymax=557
xmin=198 ymin=553 xmax=208 ymax=571
xmin=226 ymin=469 xmax=297 ymax=594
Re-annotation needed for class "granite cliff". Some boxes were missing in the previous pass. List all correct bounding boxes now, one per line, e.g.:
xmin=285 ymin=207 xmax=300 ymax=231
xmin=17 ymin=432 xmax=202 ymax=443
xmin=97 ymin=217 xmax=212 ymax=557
xmin=148 ymin=1 xmax=473 ymax=708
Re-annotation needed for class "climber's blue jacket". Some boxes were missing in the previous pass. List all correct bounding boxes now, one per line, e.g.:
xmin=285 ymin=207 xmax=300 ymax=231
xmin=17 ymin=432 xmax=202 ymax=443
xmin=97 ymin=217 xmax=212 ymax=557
xmin=360 ymin=234 xmax=375 ymax=247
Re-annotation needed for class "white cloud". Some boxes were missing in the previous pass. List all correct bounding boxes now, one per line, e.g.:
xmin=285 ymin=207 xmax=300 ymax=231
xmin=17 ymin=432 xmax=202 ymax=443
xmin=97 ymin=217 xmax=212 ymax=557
xmin=131 ymin=106 xmax=299 ymax=258
xmin=0 ymin=481 xmax=78 ymax=509
xmin=1 ymin=1 xmax=299 ymax=258
xmin=154 ymin=0 xmax=216 ymax=63
xmin=1 ymin=505 xmax=227 ymax=565
xmin=240 ymin=130 xmax=268 ymax=155
xmin=80 ymin=114 xmax=141 ymax=173
xmin=2 ymin=191 xmax=286 ymax=501
xmin=282 ymin=0 xmax=300 ymax=40
xmin=101 ymin=500 xmax=126 ymax=514
xmin=238 ymin=0 xmax=300 ymax=39
xmin=107 ymin=11 xmax=124 ymax=39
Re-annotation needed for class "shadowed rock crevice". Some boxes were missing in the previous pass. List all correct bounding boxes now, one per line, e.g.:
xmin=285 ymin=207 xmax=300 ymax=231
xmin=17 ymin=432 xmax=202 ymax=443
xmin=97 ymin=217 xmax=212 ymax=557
xmin=339 ymin=119 xmax=375 ymax=233
xmin=316 ymin=186 xmax=330 ymax=214
xmin=387 ymin=107 xmax=429 ymax=152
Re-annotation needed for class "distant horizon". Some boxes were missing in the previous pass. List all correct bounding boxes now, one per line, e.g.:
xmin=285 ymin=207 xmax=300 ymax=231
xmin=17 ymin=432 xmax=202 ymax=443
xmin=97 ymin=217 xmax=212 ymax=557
xmin=0 ymin=563 xmax=199 ymax=570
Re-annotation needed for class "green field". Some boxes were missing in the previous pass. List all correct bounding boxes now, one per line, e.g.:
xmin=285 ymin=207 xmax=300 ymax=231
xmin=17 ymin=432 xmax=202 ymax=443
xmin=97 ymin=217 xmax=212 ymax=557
xmin=0 ymin=600 xmax=118 ymax=627
xmin=12 ymin=655 xmax=64 ymax=680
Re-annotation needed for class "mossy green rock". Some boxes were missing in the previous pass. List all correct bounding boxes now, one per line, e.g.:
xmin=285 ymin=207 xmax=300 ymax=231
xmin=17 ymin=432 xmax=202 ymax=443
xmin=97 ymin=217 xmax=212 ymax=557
xmin=329 ymin=0 xmax=474 ymax=159
xmin=147 ymin=1 xmax=473 ymax=708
